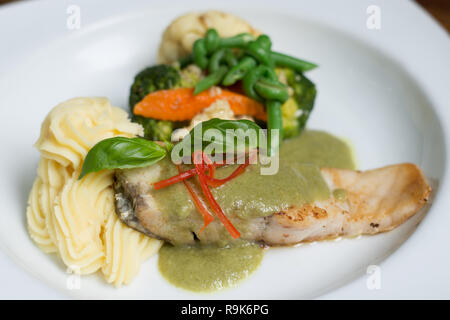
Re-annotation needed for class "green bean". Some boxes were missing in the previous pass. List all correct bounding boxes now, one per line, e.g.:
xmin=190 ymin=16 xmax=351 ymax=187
xmin=254 ymin=78 xmax=289 ymax=103
xmin=193 ymin=39 xmax=209 ymax=69
xmin=178 ymin=54 xmax=194 ymax=69
xmin=266 ymin=100 xmax=283 ymax=156
xmin=204 ymin=29 xmax=220 ymax=53
xmin=271 ymin=51 xmax=318 ymax=72
xmin=219 ymin=33 xmax=255 ymax=49
xmin=242 ymin=65 xmax=278 ymax=101
xmin=224 ymin=49 xmax=238 ymax=67
xmin=193 ymin=30 xmax=221 ymax=69
xmin=242 ymin=67 xmax=263 ymax=102
xmin=208 ymin=48 xmax=237 ymax=77
xmin=256 ymin=34 xmax=272 ymax=51
xmin=208 ymin=48 xmax=227 ymax=73
xmin=194 ymin=65 xmax=228 ymax=95
xmin=222 ymin=56 xmax=256 ymax=86
xmin=246 ymin=41 xmax=273 ymax=66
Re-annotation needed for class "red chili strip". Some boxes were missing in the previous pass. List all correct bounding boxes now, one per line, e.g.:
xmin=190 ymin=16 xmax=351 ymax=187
xmin=176 ymin=164 xmax=214 ymax=233
xmin=153 ymin=168 xmax=197 ymax=190
xmin=152 ymin=151 xmax=255 ymax=237
xmin=204 ymin=150 xmax=255 ymax=187
xmin=201 ymin=152 xmax=216 ymax=178
xmin=204 ymin=162 xmax=250 ymax=187
xmin=153 ymin=162 xmax=226 ymax=190
xmin=193 ymin=151 xmax=240 ymax=239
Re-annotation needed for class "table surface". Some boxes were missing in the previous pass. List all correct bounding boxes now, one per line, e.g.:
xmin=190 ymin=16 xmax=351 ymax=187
xmin=417 ymin=0 xmax=450 ymax=31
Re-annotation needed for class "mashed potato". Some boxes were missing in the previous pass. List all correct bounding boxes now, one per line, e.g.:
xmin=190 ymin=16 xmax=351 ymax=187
xmin=158 ymin=11 xmax=260 ymax=64
xmin=26 ymin=97 xmax=162 ymax=286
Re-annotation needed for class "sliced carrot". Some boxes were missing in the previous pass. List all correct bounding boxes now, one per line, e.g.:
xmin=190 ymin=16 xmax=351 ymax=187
xmin=133 ymin=87 xmax=267 ymax=121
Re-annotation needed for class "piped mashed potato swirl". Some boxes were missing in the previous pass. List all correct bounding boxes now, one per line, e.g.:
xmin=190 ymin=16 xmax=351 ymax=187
xmin=26 ymin=97 xmax=162 ymax=286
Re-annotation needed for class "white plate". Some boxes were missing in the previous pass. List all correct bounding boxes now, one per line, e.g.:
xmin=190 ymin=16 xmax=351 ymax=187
xmin=0 ymin=0 xmax=449 ymax=299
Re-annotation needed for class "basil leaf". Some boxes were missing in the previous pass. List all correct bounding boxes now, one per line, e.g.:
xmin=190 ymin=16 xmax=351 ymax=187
xmin=178 ymin=118 xmax=263 ymax=155
xmin=79 ymin=137 xmax=167 ymax=179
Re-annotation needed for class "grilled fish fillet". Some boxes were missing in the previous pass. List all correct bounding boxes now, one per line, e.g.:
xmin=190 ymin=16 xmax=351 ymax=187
xmin=114 ymin=163 xmax=431 ymax=245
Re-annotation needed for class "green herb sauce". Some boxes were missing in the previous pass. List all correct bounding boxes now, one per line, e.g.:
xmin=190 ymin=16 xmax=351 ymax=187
xmin=154 ymin=130 xmax=355 ymax=220
xmin=158 ymin=242 xmax=263 ymax=292
xmin=156 ymin=130 xmax=355 ymax=292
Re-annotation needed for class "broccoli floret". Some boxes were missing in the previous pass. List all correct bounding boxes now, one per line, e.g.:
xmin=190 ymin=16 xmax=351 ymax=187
xmin=276 ymin=68 xmax=317 ymax=139
xmin=129 ymin=64 xmax=204 ymax=141
xmin=132 ymin=115 xmax=174 ymax=142
xmin=281 ymin=98 xmax=301 ymax=138
xmin=129 ymin=64 xmax=185 ymax=141
xmin=129 ymin=64 xmax=181 ymax=111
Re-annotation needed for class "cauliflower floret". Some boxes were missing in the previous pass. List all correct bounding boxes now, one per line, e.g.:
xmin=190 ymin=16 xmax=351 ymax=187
xmin=171 ymin=98 xmax=255 ymax=142
xmin=158 ymin=11 xmax=260 ymax=64
xmin=171 ymin=99 xmax=234 ymax=142
xmin=189 ymin=99 xmax=235 ymax=128
xmin=179 ymin=64 xmax=204 ymax=88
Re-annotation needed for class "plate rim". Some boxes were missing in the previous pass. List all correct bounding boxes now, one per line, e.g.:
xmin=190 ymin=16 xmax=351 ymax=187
xmin=1 ymin=0 xmax=450 ymax=299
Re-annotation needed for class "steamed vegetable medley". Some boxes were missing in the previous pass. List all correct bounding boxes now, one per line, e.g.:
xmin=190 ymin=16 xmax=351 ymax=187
xmin=129 ymin=29 xmax=317 ymax=144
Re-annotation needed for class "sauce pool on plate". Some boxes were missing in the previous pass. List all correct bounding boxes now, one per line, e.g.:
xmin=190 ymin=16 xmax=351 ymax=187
xmin=158 ymin=241 xmax=263 ymax=292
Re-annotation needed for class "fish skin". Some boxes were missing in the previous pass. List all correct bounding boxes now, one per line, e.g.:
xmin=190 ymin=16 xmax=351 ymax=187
xmin=114 ymin=163 xmax=431 ymax=245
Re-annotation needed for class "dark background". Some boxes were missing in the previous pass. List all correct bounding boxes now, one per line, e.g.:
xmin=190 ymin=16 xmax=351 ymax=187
xmin=0 ymin=0 xmax=449 ymax=32
xmin=417 ymin=0 xmax=450 ymax=31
